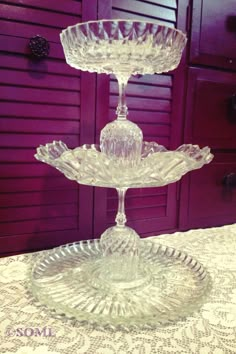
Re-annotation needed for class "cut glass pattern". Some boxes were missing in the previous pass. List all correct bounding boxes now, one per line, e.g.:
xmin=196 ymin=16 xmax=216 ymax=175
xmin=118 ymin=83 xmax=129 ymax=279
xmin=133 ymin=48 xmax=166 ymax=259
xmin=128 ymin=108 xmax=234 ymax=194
xmin=31 ymin=19 xmax=213 ymax=329
xmin=30 ymin=240 xmax=210 ymax=329
xmin=60 ymin=19 xmax=187 ymax=77
xmin=35 ymin=141 xmax=213 ymax=188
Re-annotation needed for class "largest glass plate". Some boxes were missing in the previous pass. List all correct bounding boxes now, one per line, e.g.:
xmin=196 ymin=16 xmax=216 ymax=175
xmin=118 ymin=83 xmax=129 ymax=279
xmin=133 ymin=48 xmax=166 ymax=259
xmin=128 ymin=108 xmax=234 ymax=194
xmin=29 ymin=239 xmax=210 ymax=330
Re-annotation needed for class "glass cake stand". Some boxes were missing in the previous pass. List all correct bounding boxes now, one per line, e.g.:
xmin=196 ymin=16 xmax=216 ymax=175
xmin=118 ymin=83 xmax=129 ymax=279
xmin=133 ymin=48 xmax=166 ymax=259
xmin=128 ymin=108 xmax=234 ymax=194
xmin=31 ymin=20 xmax=213 ymax=329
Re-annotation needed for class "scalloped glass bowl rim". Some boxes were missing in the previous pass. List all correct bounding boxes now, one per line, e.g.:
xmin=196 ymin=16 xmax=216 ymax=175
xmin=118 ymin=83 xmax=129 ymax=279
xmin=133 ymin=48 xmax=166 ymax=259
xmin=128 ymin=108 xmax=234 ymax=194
xmin=60 ymin=18 xmax=187 ymax=39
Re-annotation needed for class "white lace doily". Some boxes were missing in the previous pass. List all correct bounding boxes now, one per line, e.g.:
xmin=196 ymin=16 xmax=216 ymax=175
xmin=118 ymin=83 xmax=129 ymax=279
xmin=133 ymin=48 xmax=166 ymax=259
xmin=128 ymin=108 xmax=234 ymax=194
xmin=1 ymin=224 xmax=236 ymax=354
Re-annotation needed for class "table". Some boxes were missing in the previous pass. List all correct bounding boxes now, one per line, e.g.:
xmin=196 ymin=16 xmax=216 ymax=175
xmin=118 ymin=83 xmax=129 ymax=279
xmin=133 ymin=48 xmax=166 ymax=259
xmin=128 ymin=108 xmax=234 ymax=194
xmin=1 ymin=224 xmax=236 ymax=354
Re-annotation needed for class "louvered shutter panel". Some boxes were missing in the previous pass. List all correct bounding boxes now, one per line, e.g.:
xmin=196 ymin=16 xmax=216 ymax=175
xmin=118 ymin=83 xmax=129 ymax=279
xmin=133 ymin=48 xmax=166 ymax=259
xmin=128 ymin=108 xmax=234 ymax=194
xmin=0 ymin=1 xmax=96 ymax=255
xmin=94 ymin=0 xmax=183 ymax=237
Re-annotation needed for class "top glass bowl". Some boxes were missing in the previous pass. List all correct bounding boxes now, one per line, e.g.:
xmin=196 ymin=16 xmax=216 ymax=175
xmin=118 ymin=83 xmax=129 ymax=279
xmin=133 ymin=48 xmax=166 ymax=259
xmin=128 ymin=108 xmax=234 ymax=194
xmin=60 ymin=19 xmax=187 ymax=76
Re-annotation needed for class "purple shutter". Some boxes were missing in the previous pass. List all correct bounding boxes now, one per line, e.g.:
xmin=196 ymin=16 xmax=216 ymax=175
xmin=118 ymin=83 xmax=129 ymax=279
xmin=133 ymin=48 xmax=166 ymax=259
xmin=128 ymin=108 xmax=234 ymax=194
xmin=0 ymin=0 xmax=97 ymax=256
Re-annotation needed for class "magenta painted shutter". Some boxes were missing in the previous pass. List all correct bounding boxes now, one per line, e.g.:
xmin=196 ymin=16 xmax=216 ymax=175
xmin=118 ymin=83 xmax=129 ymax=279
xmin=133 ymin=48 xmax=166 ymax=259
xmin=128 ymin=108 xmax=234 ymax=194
xmin=0 ymin=1 xmax=97 ymax=255
xmin=94 ymin=0 xmax=185 ymax=238
xmin=0 ymin=0 xmax=186 ymax=255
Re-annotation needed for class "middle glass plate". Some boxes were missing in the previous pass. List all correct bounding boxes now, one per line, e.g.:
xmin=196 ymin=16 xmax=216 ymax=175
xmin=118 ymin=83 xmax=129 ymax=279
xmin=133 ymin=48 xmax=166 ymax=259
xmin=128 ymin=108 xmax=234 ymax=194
xmin=35 ymin=141 xmax=213 ymax=189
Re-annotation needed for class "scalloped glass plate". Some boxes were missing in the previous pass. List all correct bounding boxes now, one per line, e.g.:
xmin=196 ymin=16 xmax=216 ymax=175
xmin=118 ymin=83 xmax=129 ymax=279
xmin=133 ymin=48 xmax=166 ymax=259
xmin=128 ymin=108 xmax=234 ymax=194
xmin=35 ymin=141 xmax=213 ymax=189
xmin=29 ymin=239 xmax=210 ymax=330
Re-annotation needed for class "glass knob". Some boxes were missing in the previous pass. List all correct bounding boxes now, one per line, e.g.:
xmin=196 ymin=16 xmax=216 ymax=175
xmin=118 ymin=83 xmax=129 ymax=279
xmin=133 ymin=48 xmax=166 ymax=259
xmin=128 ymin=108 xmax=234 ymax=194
xmin=100 ymin=120 xmax=143 ymax=166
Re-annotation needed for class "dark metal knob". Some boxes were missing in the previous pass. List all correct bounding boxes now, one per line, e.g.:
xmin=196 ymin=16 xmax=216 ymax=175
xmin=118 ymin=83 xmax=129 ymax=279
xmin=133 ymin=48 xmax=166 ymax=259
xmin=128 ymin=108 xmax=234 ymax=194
xmin=29 ymin=35 xmax=50 ymax=59
xmin=228 ymin=93 xmax=236 ymax=123
xmin=222 ymin=173 xmax=236 ymax=188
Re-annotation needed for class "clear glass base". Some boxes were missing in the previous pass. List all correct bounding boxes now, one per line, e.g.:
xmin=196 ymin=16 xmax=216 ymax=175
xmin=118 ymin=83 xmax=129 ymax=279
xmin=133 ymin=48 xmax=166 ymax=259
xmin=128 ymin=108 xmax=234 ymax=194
xmin=30 ymin=239 xmax=210 ymax=330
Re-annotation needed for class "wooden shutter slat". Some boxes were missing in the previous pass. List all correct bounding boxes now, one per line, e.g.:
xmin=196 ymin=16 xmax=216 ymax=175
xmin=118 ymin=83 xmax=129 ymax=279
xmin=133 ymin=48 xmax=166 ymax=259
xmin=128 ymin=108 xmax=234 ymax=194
xmin=0 ymin=20 xmax=62 ymax=43
xmin=0 ymin=119 xmax=79 ymax=135
xmin=111 ymin=10 xmax=174 ymax=26
xmin=0 ymin=204 xmax=78 ymax=223
xmin=0 ymin=134 xmax=79 ymax=148
xmin=0 ymin=163 xmax=66 ymax=178
xmin=0 ymin=69 xmax=80 ymax=91
xmin=0 ymin=4 xmax=81 ymax=29
xmin=1 ymin=102 xmax=80 ymax=120
xmin=1 ymin=86 xmax=80 ymax=106
xmin=0 ymin=177 xmax=76 ymax=194
xmin=141 ymin=0 xmax=177 ymax=8
xmin=112 ymin=0 xmax=176 ymax=22
xmin=1 ymin=190 xmax=77 ymax=207
xmin=1 ymin=55 xmax=79 ymax=77
xmin=1 ymin=0 xmax=82 ymax=15
xmin=0 ymin=217 xmax=77 ymax=237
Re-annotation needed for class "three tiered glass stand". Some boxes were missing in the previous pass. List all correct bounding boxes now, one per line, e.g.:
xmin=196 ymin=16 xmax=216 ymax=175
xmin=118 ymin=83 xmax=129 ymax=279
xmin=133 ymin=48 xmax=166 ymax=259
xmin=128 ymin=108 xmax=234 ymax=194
xmin=30 ymin=20 xmax=213 ymax=330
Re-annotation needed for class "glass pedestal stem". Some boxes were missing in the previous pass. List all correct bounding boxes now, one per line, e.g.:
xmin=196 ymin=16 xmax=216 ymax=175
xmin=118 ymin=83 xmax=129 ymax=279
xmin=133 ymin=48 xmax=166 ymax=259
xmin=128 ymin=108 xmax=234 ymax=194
xmin=115 ymin=188 xmax=128 ymax=227
xmin=116 ymin=75 xmax=129 ymax=120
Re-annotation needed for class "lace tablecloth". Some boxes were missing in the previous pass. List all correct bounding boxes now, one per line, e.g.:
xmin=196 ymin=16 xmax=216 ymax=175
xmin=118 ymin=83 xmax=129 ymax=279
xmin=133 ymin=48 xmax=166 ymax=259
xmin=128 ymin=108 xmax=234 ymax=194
xmin=1 ymin=224 xmax=236 ymax=354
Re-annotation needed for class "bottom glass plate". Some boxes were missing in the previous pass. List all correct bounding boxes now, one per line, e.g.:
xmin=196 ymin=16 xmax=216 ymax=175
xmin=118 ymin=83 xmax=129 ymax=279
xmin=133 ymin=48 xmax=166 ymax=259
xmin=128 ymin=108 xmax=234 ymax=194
xmin=29 ymin=239 xmax=210 ymax=330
